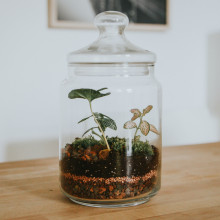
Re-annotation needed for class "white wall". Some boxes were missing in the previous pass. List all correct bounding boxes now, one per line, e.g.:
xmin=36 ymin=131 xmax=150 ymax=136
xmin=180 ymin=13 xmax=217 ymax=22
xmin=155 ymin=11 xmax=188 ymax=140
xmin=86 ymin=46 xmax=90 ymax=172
xmin=0 ymin=0 xmax=220 ymax=162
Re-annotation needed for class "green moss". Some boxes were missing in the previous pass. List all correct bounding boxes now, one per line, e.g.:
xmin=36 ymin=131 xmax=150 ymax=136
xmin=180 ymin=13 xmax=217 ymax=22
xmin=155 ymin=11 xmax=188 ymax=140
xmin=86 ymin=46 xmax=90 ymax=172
xmin=132 ymin=139 xmax=154 ymax=156
xmin=71 ymin=136 xmax=103 ymax=150
xmin=107 ymin=137 xmax=126 ymax=152
xmin=69 ymin=136 xmax=154 ymax=156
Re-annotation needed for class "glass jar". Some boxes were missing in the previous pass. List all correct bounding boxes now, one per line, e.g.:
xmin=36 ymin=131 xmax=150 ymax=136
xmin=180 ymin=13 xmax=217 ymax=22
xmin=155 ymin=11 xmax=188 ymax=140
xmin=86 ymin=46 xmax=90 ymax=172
xmin=59 ymin=11 xmax=162 ymax=207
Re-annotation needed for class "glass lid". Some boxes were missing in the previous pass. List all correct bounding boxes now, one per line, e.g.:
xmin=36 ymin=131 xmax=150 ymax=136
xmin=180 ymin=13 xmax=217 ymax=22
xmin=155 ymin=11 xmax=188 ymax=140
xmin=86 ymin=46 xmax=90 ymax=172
xmin=68 ymin=11 xmax=156 ymax=64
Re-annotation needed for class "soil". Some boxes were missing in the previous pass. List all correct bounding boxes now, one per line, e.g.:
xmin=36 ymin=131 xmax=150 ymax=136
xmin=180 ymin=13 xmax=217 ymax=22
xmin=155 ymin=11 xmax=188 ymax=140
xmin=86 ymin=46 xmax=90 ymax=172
xmin=60 ymin=144 xmax=159 ymax=200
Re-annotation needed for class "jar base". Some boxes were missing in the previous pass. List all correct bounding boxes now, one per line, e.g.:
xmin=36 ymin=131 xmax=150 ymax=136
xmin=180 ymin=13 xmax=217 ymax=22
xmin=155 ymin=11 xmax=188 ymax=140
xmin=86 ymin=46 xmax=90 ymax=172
xmin=61 ymin=186 xmax=159 ymax=208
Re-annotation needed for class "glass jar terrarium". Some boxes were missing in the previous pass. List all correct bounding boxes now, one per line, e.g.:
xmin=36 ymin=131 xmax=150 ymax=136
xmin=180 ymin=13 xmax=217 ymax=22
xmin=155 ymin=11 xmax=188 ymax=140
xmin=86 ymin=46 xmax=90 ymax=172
xmin=59 ymin=11 xmax=162 ymax=207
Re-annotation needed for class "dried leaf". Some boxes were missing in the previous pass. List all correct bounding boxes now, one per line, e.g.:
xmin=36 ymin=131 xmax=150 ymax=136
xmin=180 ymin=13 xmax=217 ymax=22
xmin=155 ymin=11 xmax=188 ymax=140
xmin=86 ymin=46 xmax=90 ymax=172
xmin=123 ymin=121 xmax=137 ymax=129
xmin=150 ymin=124 xmax=160 ymax=135
xmin=140 ymin=120 xmax=150 ymax=136
xmin=143 ymin=105 xmax=153 ymax=116
xmin=130 ymin=109 xmax=141 ymax=121
xmin=99 ymin=149 xmax=109 ymax=160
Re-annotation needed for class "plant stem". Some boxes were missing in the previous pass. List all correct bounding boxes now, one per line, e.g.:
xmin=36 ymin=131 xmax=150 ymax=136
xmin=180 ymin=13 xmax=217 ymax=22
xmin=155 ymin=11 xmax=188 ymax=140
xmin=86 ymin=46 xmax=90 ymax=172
xmin=92 ymin=130 xmax=104 ymax=142
xmin=134 ymin=116 xmax=143 ymax=140
xmin=89 ymin=101 xmax=110 ymax=150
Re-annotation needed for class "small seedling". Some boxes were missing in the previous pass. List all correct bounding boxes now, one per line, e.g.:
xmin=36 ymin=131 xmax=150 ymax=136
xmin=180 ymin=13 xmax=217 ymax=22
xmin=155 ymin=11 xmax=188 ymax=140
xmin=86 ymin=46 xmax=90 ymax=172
xmin=124 ymin=105 xmax=159 ymax=140
xmin=68 ymin=88 xmax=117 ymax=151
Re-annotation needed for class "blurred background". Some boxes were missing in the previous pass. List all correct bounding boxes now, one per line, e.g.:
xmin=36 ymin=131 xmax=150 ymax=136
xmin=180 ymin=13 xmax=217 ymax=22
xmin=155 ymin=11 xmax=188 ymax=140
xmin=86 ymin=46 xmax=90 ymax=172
xmin=57 ymin=0 xmax=167 ymax=25
xmin=0 ymin=0 xmax=220 ymax=162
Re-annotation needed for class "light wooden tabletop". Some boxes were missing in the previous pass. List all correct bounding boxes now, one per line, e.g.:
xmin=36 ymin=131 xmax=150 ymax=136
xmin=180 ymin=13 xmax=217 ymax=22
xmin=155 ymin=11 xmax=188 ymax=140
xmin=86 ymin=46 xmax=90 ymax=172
xmin=0 ymin=143 xmax=220 ymax=220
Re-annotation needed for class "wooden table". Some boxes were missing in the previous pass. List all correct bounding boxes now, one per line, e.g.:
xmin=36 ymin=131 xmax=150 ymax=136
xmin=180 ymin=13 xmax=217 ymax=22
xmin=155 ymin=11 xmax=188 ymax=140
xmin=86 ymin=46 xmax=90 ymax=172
xmin=1 ymin=143 xmax=220 ymax=220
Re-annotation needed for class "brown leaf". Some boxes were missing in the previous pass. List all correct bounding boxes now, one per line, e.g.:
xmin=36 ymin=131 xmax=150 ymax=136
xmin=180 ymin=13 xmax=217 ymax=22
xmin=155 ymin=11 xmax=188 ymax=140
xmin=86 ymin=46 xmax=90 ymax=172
xmin=143 ymin=105 xmax=153 ymax=116
xmin=99 ymin=149 xmax=110 ymax=160
xmin=123 ymin=121 xmax=137 ymax=129
xmin=140 ymin=120 xmax=150 ymax=136
xmin=130 ymin=109 xmax=141 ymax=121
xmin=85 ymin=155 xmax=91 ymax=160
xmin=150 ymin=124 xmax=160 ymax=135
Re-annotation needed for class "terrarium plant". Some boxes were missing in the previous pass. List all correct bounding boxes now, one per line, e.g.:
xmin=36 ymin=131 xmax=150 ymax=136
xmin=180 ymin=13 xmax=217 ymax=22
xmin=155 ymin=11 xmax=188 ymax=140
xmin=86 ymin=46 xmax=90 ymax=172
xmin=68 ymin=88 xmax=117 ymax=159
xmin=123 ymin=106 xmax=160 ymax=156
xmin=124 ymin=105 xmax=159 ymax=140
xmin=60 ymin=88 xmax=160 ymax=201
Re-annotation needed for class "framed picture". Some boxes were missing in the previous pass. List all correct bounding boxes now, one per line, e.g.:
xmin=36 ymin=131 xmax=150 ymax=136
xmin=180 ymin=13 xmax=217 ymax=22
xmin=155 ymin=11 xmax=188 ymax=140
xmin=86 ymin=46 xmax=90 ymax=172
xmin=48 ymin=0 xmax=169 ymax=31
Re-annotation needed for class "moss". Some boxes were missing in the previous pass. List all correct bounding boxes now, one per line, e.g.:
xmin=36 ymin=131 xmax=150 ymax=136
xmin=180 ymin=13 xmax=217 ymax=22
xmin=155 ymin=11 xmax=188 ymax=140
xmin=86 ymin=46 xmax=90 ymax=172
xmin=71 ymin=136 xmax=104 ymax=150
xmin=132 ymin=139 xmax=154 ymax=156
xmin=68 ymin=136 xmax=154 ymax=156
xmin=107 ymin=136 xmax=126 ymax=152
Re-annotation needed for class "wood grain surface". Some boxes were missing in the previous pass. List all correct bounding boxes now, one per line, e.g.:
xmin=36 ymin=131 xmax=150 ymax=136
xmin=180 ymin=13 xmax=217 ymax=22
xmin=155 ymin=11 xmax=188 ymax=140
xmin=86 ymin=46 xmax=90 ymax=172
xmin=0 ymin=143 xmax=220 ymax=220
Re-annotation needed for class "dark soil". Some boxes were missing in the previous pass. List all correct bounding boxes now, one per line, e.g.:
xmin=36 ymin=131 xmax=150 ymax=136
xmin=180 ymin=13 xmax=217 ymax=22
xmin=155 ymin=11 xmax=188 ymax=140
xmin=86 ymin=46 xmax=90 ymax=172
xmin=60 ymin=144 xmax=159 ymax=200
xmin=60 ymin=146 xmax=159 ymax=178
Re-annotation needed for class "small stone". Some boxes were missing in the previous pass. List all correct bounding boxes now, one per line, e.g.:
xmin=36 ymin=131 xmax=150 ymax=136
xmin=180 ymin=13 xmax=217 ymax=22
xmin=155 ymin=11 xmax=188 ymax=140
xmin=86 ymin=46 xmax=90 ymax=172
xmin=114 ymin=189 xmax=120 ymax=196
xmin=109 ymin=185 xmax=114 ymax=192
xmin=121 ymin=192 xmax=126 ymax=198
xmin=99 ymin=187 xmax=106 ymax=194
xmin=125 ymin=188 xmax=130 ymax=195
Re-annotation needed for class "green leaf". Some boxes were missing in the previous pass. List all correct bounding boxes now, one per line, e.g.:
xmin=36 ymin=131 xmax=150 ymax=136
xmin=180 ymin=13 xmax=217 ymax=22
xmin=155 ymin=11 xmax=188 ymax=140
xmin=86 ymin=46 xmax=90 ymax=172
xmin=94 ymin=113 xmax=117 ymax=131
xmin=82 ymin=127 xmax=98 ymax=137
xmin=68 ymin=88 xmax=110 ymax=102
xmin=78 ymin=115 xmax=93 ymax=124
xmin=97 ymin=88 xmax=108 ymax=92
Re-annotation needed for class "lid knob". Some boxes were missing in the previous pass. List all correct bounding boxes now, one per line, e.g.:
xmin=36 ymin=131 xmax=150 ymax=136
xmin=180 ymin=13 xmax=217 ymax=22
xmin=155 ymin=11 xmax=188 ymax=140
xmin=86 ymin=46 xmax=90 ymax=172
xmin=94 ymin=11 xmax=129 ymax=35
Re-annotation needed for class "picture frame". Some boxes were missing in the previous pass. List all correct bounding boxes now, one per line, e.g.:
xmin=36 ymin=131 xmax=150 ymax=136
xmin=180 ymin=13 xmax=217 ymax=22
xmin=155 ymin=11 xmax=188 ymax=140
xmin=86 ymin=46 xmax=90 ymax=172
xmin=48 ymin=0 xmax=169 ymax=31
